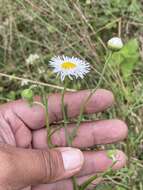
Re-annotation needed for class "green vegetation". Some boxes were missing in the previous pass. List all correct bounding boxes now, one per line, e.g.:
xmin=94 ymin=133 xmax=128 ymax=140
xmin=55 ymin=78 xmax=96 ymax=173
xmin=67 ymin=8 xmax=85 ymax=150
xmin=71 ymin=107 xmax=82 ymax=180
xmin=0 ymin=0 xmax=143 ymax=189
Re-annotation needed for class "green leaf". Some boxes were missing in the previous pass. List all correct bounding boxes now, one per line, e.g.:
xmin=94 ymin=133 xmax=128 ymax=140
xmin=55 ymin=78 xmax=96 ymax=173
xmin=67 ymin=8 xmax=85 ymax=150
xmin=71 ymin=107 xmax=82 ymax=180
xmin=120 ymin=39 xmax=139 ymax=80
xmin=109 ymin=38 xmax=139 ymax=80
xmin=128 ymin=0 xmax=141 ymax=15
xmin=121 ymin=39 xmax=139 ymax=56
xmin=120 ymin=56 xmax=138 ymax=79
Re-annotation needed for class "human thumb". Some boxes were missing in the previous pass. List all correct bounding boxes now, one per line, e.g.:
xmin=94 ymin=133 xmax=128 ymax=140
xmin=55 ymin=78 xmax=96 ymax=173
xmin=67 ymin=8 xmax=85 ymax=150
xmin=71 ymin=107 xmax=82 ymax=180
xmin=0 ymin=144 xmax=84 ymax=190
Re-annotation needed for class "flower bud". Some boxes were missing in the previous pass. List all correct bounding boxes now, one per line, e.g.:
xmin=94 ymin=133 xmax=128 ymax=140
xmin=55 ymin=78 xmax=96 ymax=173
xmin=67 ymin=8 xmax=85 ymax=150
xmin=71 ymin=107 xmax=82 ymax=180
xmin=21 ymin=88 xmax=33 ymax=103
xmin=107 ymin=37 xmax=123 ymax=50
xmin=107 ymin=150 xmax=117 ymax=162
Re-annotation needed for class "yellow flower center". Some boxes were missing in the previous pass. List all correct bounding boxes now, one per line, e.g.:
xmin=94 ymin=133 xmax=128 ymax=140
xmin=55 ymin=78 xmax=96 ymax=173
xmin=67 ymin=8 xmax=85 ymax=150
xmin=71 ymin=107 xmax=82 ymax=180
xmin=61 ymin=62 xmax=76 ymax=70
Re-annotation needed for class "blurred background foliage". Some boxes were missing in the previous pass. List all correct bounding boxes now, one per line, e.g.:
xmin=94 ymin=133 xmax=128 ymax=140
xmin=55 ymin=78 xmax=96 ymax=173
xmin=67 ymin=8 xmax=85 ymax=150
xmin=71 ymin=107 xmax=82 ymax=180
xmin=0 ymin=0 xmax=143 ymax=189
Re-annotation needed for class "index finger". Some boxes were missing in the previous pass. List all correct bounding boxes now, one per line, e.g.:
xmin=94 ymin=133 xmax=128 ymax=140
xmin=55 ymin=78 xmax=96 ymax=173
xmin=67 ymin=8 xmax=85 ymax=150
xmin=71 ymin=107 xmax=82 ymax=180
xmin=0 ymin=89 xmax=114 ymax=129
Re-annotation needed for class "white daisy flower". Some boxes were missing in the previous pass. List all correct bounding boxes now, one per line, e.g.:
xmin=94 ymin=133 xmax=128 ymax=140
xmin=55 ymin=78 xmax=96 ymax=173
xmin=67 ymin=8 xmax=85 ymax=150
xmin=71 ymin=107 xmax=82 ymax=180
xmin=26 ymin=54 xmax=40 ymax=65
xmin=107 ymin=37 xmax=123 ymax=50
xmin=49 ymin=55 xmax=90 ymax=81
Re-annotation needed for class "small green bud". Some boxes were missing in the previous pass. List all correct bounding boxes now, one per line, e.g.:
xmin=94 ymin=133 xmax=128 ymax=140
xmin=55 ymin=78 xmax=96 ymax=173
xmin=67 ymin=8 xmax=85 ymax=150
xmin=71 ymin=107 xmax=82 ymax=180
xmin=107 ymin=37 xmax=123 ymax=50
xmin=21 ymin=88 xmax=33 ymax=103
xmin=107 ymin=150 xmax=117 ymax=161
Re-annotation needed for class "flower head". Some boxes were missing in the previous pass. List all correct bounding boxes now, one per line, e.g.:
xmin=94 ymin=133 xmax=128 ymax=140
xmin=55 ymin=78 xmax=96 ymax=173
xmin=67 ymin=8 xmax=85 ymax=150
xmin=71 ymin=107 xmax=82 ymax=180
xmin=107 ymin=37 xmax=123 ymax=50
xmin=49 ymin=55 xmax=90 ymax=81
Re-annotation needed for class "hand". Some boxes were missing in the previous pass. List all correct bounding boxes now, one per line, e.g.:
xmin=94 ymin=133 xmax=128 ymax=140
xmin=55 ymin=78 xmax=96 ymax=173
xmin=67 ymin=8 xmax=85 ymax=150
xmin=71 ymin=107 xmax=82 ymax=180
xmin=0 ymin=89 xmax=128 ymax=190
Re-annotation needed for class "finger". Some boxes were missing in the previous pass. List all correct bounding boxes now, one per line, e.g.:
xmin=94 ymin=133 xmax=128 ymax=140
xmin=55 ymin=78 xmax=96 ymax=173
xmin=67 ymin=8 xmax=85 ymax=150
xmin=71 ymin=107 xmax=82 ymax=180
xmin=33 ymin=119 xmax=128 ymax=149
xmin=0 ymin=89 xmax=114 ymax=129
xmin=32 ymin=149 xmax=126 ymax=190
xmin=33 ymin=175 xmax=102 ymax=190
xmin=77 ymin=150 xmax=126 ymax=177
xmin=0 ymin=144 xmax=84 ymax=189
xmin=22 ymin=187 xmax=31 ymax=190
xmin=0 ymin=110 xmax=32 ymax=148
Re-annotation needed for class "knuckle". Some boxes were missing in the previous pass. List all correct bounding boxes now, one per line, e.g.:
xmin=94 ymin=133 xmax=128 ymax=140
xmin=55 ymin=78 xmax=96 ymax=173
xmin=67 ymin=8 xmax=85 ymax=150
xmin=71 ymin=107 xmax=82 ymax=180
xmin=39 ymin=149 xmax=63 ymax=183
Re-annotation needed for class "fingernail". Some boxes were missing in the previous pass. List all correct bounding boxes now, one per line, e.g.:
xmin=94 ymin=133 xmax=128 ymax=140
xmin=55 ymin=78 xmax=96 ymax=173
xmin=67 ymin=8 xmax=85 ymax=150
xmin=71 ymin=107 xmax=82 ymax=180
xmin=61 ymin=148 xmax=84 ymax=171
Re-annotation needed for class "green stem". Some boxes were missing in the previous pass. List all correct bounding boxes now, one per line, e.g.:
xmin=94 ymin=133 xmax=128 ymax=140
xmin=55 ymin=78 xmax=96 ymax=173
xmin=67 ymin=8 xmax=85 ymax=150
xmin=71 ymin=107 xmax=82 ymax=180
xmin=72 ymin=176 xmax=80 ymax=190
xmin=61 ymin=84 xmax=79 ymax=190
xmin=45 ymin=95 xmax=51 ymax=147
xmin=40 ymin=87 xmax=52 ymax=147
xmin=79 ymin=161 xmax=117 ymax=190
xmin=70 ymin=51 xmax=112 ymax=141
xmin=69 ymin=51 xmax=112 ymax=190
xmin=61 ymin=85 xmax=71 ymax=146
xmin=60 ymin=51 xmax=112 ymax=189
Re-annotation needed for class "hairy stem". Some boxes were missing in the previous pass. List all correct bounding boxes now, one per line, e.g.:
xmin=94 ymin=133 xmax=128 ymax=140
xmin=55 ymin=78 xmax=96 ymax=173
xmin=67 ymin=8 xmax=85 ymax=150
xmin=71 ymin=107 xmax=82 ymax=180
xmin=70 ymin=51 xmax=112 ymax=141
